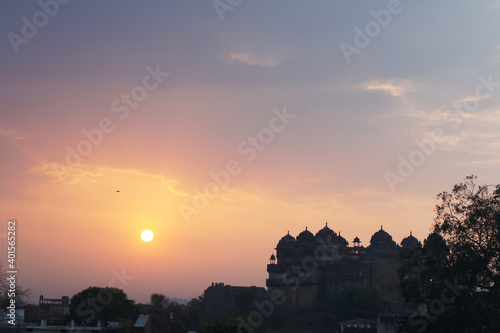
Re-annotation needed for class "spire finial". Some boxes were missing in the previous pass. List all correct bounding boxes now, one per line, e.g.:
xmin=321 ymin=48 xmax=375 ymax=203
xmin=410 ymin=230 xmax=412 ymax=236
xmin=326 ymin=221 xmax=328 ymax=227
xmin=381 ymin=225 xmax=383 ymax=230
xmin=305 ymin=226 xmax=308 ymax=231
xmin=287 ymin=230 xmax=290 ymax=235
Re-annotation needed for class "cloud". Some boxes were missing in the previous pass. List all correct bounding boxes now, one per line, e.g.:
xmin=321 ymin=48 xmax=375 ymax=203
xmin=464 ymin=110 xmax=500 ymax=124
xmin=456 ymin=94 xmax=483 ymax=104
xmin=222 ymin=52 xmax=280 ymax=68
xmin=0 ymin=129 xmax=25 ymax=140
xmin=358 ymin=78 xmax=417 ymax=97
xmin=32 ymin=163 xmax=190 ymax=197
xmin=32 ymin=163 xmax=104 ymax=184
xmin=453 ymin=156 xmax=500 ymax=167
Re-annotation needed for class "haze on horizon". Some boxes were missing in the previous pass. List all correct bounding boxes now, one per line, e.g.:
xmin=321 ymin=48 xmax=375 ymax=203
xmin=1 ymin=0 xmax=500 ymax=304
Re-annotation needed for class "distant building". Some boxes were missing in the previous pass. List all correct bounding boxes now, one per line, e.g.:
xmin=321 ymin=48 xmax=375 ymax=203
xmin=37 ymin=295 xmax=70 ymax=319
xmin=202 ymin=283 xmax=267 ymax=320
xmin=266 ymin=224 xmax=419 ymax=308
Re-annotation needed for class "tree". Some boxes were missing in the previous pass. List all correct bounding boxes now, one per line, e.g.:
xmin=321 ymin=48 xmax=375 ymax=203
xmin=399 ymin=233 xmax=451 ymax=304
xmin=149 ymin=293 xmax=169 ymax=331
xmin=401 ymin=176 xmax=500 ymax=332
xmin=198 ymin=314 xmax=239 ymax=333
xmin=433 ymin=175 xmax=500 ymax=331
xmin=150 ymin=293 xmax=169 ymax=308
xmin=145 ymin=293 xmax=203 ymax=331
xmin=434 ymin=175 xmax=500 ymax=293
xmin=166 ymin=300 xmax=189 ymax=331
xmin=185 ymin=297 xmax=203 ymax=330
xmin=398 ymin=233 xmax=462 ymax=333
xmin=69 ymin=287 xmax=139 ymax=330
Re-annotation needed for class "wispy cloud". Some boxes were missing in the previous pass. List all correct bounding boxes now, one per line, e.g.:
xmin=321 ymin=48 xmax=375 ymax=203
xmin=32 ymin=163 xmax=190 ymax=197
xmin=0 ymin=128 xmax=25 ymax=140
xmin=358 ymin=78 xmax=417 ymax=97
xmin=32 ymin=163 xmax=103 ymax=184
xmin=454 ymin=157 xmax=500 ymax=167
xmin=464 ymin=109 xmax=500 ymax=124
xmin=222 ymin=52 xmax=280 ymax=67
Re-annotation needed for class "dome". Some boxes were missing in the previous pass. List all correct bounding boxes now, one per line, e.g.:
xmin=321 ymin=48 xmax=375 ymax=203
xmin=401 ymin=231 xmax=420 ymax=249
xmin=270 ymin=254 xmax=276 ymax=260
xmin=367 ymin=226 xmax=397 ymax=258
xmin=353 ymin=236 xmax=360 ymax=243
xmin=277 ymin=231 xmax=295 ymax=247
xmin=369 ymin=225 xmax=394 ymax=245
xmin=296 ymin=227 xmax=315 ymax=243
xmin=315 ymin=222 xmax=337 ymax=240
xmin=336 ymin=231 xmax=348 ymax=246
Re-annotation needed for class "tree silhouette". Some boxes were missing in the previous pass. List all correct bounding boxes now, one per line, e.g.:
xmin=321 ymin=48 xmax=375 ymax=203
xmin=433 ymin=175 xmax=500 ymax=331
xmin=149 ymin=293 xmax=169 ymax=331
xmin=69 ymin=286 xmax=139 ymax=330
xmin=198 ymin=314 xmax=239 ymax=333
xmin=400 ymin=176 xmax=500 ymax=332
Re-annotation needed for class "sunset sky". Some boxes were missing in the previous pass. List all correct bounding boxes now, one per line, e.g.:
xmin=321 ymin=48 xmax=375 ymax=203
xmin=1 ymin=1 xmax=500 ymax=304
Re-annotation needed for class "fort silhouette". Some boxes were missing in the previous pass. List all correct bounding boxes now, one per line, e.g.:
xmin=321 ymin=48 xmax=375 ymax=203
xmin=266 ymin=223 xmax=420 ymax=307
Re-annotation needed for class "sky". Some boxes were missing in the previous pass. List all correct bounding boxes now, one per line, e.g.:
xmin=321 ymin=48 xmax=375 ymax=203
xmin=1 ymin=0 xmax=500 ymax=304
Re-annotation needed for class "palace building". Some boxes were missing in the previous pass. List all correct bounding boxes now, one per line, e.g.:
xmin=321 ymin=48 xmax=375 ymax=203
xmin=266 ymin=223 xmax=419 ymax=308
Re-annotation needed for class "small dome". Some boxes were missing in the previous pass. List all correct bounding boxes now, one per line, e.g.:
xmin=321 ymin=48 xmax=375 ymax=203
xmin=296 ymin=227 xmax=315 ymax=243
xmin=353 ymin=236 xmax=360 ymax=243
xmin=277 ymin=231 xmax=295 ymax=247
xmin=336 ymin=231 xmax=348 ymax=246
xmin=367 ymin=226 xmax=397 ymax=258
xmin=270 ymin=254 xmax=276 ymax=260
xmin=401 ymin=231 xmax=419 ymax=249
xmin=370 ymin=225 xmax=393 ymax=245
xmin=315 ymin=222 xmax=337 ymax=240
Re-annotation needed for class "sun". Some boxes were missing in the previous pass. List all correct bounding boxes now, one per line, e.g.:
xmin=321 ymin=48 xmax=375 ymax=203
xmin=141 ymin=229 xmax=154 ymax=242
